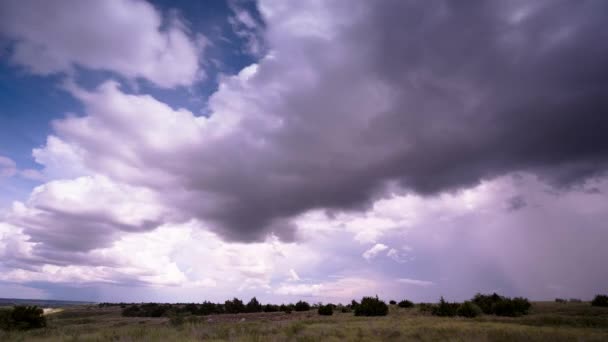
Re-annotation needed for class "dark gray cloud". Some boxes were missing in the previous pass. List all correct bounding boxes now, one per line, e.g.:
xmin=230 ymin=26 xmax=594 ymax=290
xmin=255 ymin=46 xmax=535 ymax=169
xmin=194 ymin=0 xmax=608 ymax=240
xmin=34 ymin=0 xmax=608 ymax=242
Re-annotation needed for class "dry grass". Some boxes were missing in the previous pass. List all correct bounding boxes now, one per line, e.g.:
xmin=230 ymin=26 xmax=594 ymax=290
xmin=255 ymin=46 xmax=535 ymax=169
xmin=1 ymin=302 xmax=607 ymax=341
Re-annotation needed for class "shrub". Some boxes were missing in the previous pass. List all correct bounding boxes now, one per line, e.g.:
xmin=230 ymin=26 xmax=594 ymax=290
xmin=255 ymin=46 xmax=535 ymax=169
xmin=398 ymin=300 xmax=414 ymax=308
xmin=224 ymin=298 xmax=246 ymax=314
xmin=122 ymin=305 xmax=142 ymax=317
xmin=183 ymin=303 xmax=199 ymax=314
xmin=457 ymin=301 xmax=482 ymax=318
xmin=389 ymin=300 xmax=396 ymax=305
xmin=354 ymin=296 xmax=388 ymax=316
xmin=418 ymin=303 xmax=434 ymax=313
xmin=431 ymin=297 xmax=459 ymax=317
xmin=294 ymin=301 xmax=310 ymax=311
xmin=591 ymin=295 xmax=608 ymax=307
xmin=471 ymin=293 xmax=530 ymax=316
xmin=555 ymin=298 xmax=567 ymax=303
xmin=246 ymin=297 xmax=262 ymax=313
xmin=282 ymin=304 xmax=293 ymax=314
xmin=263 ymin=304 xmax=279 ymax=312
xmin=493 ymin=297 xmax=530 ymax=317
xmin=0 ymin=306 xmax=46 ymax=330
xmin=199 ymin=301 xmax=221 ymax=315
xmin=472 ymin=293 xmax=503 ymax=314
xmin=318 ymin=304 xmax=333 ymax=316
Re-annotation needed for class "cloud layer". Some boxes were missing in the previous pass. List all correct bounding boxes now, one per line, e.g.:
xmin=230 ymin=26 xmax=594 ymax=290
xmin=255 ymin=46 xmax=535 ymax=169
xmin=0 ymin=0 xmax=607 ymax=302
xmin=26 ymin=0 xmax=608 ymax=243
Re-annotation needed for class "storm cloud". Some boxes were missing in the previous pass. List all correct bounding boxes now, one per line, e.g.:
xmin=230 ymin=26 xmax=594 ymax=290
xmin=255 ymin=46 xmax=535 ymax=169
xmin=24 ymin=0 xmax=608 ymax=242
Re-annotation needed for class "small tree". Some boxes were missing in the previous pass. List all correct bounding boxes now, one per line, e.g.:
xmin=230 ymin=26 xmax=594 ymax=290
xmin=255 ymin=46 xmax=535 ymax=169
xmin=246 ymin=297 xmax=263 ymax=313
xmin=389 ymin=300 xmax=396 ymax=305
xmin=318 ymin=304 xmax=333 ymax=316
xmin=294 ymin=301 xmax=310 ymax=311
xmin=431 ymin=297 xmax=459 ymax=317
xmin=354 ymin=296 xmax=388 ymax=316
xmin=225 ymin=298 xmax=245 ymax=314
xmin=591 ymin=295 xmax=608 ymax=307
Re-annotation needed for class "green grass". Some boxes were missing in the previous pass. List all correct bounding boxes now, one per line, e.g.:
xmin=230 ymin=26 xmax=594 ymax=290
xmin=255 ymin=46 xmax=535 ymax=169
xmin=1 ymin=302 xmax=607 ymax=341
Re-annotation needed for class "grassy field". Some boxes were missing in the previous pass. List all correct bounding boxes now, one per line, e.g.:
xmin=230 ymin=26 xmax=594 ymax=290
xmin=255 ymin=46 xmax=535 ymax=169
xmin=1 ymin=302 xmax=608 ymax=341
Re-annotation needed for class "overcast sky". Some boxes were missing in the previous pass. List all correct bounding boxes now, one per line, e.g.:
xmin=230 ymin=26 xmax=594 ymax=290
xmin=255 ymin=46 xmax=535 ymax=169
xmin=0 ymin=0 xmax=607 ymax=303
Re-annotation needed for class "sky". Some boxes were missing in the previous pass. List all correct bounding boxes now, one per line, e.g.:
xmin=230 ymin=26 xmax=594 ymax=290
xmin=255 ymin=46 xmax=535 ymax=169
xmin=0 ymin=0 xmax=607 ymax=304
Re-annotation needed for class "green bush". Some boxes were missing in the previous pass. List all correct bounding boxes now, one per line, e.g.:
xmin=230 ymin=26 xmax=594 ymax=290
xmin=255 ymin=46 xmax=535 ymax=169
xmin=472 ymin=293 xmax=502 ymax=314
xmin=398 ymin=300 xmax=414 ymax=308
xmin=0 ymin=306 xmax=46 ymax=331
xmin=431 ymin=297 xmax=459 ymax=317
xmin=317 ymin=304 xmax=333 ymax=316
xmin=471 ymin=293 xmax=531 ymax=316
xmin=389 ymin=300 xmax=396 ymax=305
xmin=354 ymin=296 xmax=388 ymax=316
xmin=591 ymin=295 xmax=608 ymax=307
xmin=294 ymin=301 xmax=310 ymax=311
xmin=199 ymin=301 xmax=221 ymax=315
xmin=224 ymin=298 xmax=246 ymax=314
xmin=457 ymin=301 xmax=482 ymax=318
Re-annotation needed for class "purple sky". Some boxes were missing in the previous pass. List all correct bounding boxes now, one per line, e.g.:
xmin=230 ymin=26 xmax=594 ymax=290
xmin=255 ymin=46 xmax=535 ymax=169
xmin=0 ymin=0 xmax=607 ymax=303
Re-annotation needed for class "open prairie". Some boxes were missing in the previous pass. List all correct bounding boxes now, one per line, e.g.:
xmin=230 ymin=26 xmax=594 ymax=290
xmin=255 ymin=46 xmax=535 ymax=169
xmin=2 ymin=302 xmax=608 ymax=341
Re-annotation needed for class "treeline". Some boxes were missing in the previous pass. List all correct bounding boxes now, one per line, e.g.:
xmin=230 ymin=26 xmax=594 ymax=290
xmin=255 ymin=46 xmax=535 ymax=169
xmin=110 ymin=293 xmax=608 ymax=320
xmin=121 ymin=298 xmax=315 ymax=317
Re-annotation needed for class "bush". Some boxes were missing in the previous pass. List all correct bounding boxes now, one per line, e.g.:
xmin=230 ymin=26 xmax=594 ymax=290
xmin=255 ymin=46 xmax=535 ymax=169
xmin=354 ymin=296 xmax=388 ymax=316
xmin=431 ymin=297 xmax=459 ymax=317
xmin=418 ymin=303 xmax=434 ymax=313
xmin=471 ymin=293 xmax=531 ymax=316
xmin=398 ymin=300 xmax=414 ymax=308
xmin=555 ymin=298 xmax=567 ymax=303
xmin=294 ymin=301 xmax=310 ymax=311
xmin=591 ymin=295 xmax=608 ymax=307
xmin=224 ymin=298 xmax=245 ymax=314
xmin=472 ymin=293 xmax=502 ymax=314
xmin=282 ymin=304 xmax=293 ymax=314
xmin=389 ymin=300 xmax=396 ymax=305
xmin=183 ymin=303 xmax=199 ymax=314
xmin=263 ymin=304 xmax=279 ymax=312
xmin=457 ymin=301 xmax=482 ymax=318
xmin=318 ymin=304 xmax=333 ymax=316
xmin=0 ymin=306 xmax=46 ymax=330
xmin=121 ymin=305 xmax=141 ymax=317
xmin=199 ymin=301 xmax=221 ymax=315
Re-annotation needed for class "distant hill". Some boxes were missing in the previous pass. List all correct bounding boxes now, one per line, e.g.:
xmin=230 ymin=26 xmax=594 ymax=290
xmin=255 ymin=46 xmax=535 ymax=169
xmin=0 ymin=298 xmax=95 ymax=308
